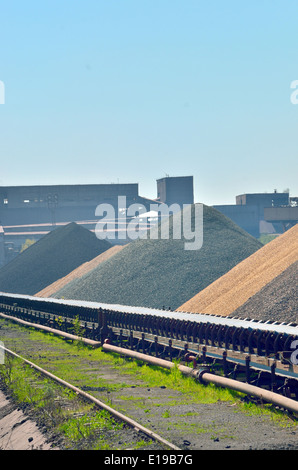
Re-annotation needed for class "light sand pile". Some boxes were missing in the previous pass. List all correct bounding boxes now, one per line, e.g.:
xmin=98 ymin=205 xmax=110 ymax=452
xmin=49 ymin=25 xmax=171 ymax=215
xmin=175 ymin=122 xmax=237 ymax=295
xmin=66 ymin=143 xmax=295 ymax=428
xmin=35 ymin=245 xmax=125 ymax=298
xmin=177 ymin=224 xmax=298 ymax=316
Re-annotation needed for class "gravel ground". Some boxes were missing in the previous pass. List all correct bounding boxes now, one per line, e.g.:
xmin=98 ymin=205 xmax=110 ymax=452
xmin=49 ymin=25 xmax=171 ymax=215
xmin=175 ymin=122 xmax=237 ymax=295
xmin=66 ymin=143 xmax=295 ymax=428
xmin=1 ymin=319 xmax=298 ymax=451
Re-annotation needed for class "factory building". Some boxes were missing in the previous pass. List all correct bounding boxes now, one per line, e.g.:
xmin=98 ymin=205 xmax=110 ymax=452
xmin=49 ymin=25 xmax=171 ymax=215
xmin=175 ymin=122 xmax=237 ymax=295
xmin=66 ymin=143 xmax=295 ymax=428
xmin=0 ymin=183 xmax=158 ymax=265
xmin=0 ymin=177 xmax=195 ymax=266
xmin=214 ymin=191 xmax=296 ymax=238
xmin=1 ymin=178 xmax=296 ymax=267
xmin=156 ymin=176 xmax=194 ymax=207
xmin=0 ymin=183 xmax=146 ymax=226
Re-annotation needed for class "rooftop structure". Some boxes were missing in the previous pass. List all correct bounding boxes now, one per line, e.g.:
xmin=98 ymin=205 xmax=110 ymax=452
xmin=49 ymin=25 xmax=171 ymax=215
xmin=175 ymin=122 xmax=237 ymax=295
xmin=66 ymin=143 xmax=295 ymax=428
xmin=156 ymin=176 xmax=194 ymax=207
xmin=214 ymin=191 xmax=293 ymax=238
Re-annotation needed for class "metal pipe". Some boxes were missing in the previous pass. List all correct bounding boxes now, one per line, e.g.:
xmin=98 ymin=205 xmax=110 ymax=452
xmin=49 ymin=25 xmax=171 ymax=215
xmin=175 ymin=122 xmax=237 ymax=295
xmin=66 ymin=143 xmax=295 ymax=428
xmin=103 ymin=342 xmax=192 ymax=375
xmin=102 ymin=342 xmax=298 ymax=415
xmin=197 ymin=370 xmax=298 ymax=414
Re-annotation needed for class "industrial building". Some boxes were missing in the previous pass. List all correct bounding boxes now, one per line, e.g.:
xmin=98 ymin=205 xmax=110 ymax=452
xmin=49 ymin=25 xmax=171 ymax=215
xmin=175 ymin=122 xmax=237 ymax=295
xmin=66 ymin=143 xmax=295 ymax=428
xmin=0 ymin=183 xmax=145 ymax=226
xmin=0 ymin=177 xmax=296 ymax=268
xmin=157 ymin=176 xmax=194 ymax=207
xmin=214 ymin=191 xmax=297 ymax=238
xmin=0 ymin=177 xmax=194 ymax=267
xmin=0 ymin=183 xmax=156 ymax=266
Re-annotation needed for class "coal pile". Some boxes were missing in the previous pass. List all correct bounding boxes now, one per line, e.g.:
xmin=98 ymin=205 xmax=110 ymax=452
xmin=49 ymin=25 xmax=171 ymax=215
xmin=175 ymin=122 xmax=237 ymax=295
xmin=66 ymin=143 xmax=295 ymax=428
xmin=177 ymin=224 xmax=298 ymax=317
xmin=0 ymin=223 xmax=112 ymax=296
xmin=53 ymin=204 xmax=262 ymax=310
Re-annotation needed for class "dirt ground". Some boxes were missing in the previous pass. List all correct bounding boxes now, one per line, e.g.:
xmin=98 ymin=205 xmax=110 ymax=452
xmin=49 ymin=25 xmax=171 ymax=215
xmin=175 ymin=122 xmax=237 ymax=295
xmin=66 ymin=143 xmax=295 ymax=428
xmin=1 ymin=318 xmax=298 ymax=451
xmin=0 ymin=389 xmax=53 ymax=450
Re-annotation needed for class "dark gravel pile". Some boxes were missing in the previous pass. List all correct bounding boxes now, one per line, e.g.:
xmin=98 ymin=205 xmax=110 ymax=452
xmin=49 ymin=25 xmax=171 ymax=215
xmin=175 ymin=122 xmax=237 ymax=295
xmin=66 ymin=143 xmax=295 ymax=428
xmin=0 ymin=223 xmax=112 ymax=296
xmin=54 ymin=204 xmax=262 ymax=310
xmin=231 ymin=260 xmax=298 ymax=323
xmin=35 ymin=245 xmax=124 ymax=297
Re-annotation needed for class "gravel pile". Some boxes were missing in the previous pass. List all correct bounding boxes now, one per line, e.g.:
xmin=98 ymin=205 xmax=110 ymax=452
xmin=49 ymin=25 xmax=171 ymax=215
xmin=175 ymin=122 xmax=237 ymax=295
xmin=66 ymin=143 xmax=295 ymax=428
xmin=53 ymin=204 xmax=262 ymax=310
xmin=177 ymin=224 xmax=298 ymax=317
xmin=0 ymin=223 xmax=112 ymax=296
xmin=232 ymin=260 xmax=298 ymax=323
xmin=35 ymin=245 xmax=125 ymax=297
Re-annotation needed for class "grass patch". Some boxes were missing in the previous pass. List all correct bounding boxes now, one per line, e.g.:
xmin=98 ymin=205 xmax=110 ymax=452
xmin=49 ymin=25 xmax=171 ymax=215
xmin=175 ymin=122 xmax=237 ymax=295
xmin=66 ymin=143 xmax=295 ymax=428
xmin=58 ymin=409 xmax=123 ymax=442
xmin=0 ymin=355 xmax=128 ymax=450
xmin=258 ymin=234 xmax=280 ymax=245
xmin=113 ymin=358 xmax=239 ymax=404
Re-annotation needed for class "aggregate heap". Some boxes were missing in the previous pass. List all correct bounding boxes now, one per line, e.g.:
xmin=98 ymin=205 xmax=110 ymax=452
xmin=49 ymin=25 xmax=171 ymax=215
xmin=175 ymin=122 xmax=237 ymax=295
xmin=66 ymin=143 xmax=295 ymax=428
xmin=36 ymin=245 xmax=124 ymax=297
xmin=232 ymin=260 xmax=298 ymax=323
xmin=177 ymin=224 xmax=298 ymax=320
xmin=0 ymin=223 xmax=112 ymax=296
xmin=53 ymin=204 xmax=262 ymax=310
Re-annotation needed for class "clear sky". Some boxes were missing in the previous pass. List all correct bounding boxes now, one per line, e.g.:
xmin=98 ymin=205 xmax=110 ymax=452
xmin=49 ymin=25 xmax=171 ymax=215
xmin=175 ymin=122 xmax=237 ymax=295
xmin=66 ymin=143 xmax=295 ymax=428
xmin=0 ymin=0 xmax=297 ymax=205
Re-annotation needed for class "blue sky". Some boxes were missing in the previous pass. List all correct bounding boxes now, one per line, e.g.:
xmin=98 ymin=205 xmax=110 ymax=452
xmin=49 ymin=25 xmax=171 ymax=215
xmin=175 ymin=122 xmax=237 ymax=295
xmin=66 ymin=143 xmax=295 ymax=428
xmin=0 ymin=0 xmax=297 ymax=205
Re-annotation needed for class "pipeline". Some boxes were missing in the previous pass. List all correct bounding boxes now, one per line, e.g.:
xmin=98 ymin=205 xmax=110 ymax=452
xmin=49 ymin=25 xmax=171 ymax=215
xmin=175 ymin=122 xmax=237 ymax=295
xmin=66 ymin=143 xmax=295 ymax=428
xmin=103 ymin=341 xmax=197 ymax=377
xmin=102 ymin=342 xmax=298 ymax=415
xmin=0 ymin=344 xmax=181 ymax=451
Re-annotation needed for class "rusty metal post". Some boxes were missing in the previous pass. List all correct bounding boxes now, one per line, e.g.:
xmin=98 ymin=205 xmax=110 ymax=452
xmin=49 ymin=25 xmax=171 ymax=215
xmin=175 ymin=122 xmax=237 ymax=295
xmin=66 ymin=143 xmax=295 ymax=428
xmin=245 ymin=355 xmax=251 ymax=384
xmin=141 ymin=333 xmax=145 ymax=354
xmin=222 ymin=350 xmax=228 ymax=377
xmin=154 ymin=336 xmax=158 ymax=357
xmin=100 ymin=309 xmax=109 ymax=344
xmin=130 ymin=331 xmax=134 ymax=349
xmin=271 ymin=362 xmax=277 ymax=392
xmin=168 ymin=339 xmax=173 ymax=361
